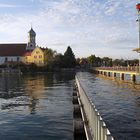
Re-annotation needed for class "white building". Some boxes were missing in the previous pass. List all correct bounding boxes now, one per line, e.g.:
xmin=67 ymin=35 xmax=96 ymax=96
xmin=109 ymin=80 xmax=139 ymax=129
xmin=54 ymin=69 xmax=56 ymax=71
xmin=0 ymin=28 xmax=36 ymax=65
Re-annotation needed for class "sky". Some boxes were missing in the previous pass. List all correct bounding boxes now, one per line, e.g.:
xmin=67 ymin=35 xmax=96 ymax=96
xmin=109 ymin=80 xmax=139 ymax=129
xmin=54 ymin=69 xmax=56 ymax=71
xmin=0 ymin=0 xmax=139 ymax=59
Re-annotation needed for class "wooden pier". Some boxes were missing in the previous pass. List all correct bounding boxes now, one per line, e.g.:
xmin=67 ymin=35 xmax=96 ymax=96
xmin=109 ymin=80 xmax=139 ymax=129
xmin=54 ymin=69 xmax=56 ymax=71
xmin=94 ymin=67 xmax=140 ymax=83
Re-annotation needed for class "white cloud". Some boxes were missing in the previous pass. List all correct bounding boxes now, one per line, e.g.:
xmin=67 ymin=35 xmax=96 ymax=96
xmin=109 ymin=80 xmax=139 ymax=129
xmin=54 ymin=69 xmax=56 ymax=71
xmin=0 ymin=0 xmax=139 ymax=59
xmin=0 ymin=3 xmax=19 ymax=8
xmin=105 ymin=2 xmax=120 ymax=15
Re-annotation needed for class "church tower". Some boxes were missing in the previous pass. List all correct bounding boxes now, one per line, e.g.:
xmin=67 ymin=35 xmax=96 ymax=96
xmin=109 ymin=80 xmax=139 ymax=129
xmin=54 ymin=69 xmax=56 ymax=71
xmin=27 ymin=27 xmax=36 ymax=50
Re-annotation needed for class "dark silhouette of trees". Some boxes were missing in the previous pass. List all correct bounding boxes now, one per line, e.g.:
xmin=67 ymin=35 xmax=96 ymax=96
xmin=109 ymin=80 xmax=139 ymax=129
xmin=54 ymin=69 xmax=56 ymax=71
xmin=102 ymin=57 xmax=112 ymax=67
xmin=63 ymin=46 xmax=76 ymax=68
xmin=44 ymin=48 xmax=56 ymax=64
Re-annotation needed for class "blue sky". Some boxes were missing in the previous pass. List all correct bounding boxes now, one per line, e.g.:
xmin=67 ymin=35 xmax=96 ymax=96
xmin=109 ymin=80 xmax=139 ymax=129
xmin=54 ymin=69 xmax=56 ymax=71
xmin=0 ymin=0 xmax=139 ymax=59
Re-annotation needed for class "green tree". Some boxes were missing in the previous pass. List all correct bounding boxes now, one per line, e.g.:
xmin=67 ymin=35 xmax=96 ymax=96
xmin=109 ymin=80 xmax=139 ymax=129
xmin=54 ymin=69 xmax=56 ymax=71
xmin=102 ymin=57 xmax=112 ymax=67
xmin=96 ymin=57 xmax=102 ymax=67
xmin=87 ymin=55 xmax=96 ymax=66
xmin=63 ymin=46 xmax=76 ymax=68
xmin=53 ymin=53 xmax=64 ymax=68
xmin=76 ymin=58 xmax=81 ymax=66
xmin=44 ymin=48 xmax=56 ymax=64
xmin=112 ymin=59 xmax=125 ymax=66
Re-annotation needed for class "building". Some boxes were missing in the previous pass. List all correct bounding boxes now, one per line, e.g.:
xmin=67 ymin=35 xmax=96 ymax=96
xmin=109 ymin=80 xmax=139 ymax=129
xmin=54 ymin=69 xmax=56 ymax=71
xmin=0 ymin=44 xmax=27 ymax=65
xmin=24 ymin=47 xmax=46 ymax=66
xmin=0 ymin=28 xmax=46 ymax=66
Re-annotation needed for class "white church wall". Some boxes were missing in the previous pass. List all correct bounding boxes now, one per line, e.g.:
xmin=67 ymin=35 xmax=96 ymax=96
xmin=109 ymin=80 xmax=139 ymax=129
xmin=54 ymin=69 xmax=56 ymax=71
xmin=0 ymin=56 xmax=23 ymax=65
xmin=0 ymin=57 xmax=5 ymax=65
xmin=8 ymin=57 xmax=17 ymax=62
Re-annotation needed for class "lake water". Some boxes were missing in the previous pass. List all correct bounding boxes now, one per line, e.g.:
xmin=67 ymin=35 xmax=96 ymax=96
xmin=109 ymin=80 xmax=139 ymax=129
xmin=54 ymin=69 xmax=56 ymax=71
xmin=1 ymin=71 xmax=140 ymax=140
xmin=0 ymin=72 xmax=75 ymax=140
xmin=77 ymin=72 xmax=140 ymax=140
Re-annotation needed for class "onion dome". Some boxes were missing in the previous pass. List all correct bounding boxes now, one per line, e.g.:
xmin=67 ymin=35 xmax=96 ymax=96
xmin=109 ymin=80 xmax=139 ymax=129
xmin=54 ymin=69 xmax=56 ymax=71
xmin=136 ymin=3 xmax=140 ymax=11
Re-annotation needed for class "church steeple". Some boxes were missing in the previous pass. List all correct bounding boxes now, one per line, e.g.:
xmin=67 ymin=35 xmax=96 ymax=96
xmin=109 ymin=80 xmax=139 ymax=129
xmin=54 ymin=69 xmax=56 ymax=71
xmin=27 ymin=27 xmax=36 ymax=50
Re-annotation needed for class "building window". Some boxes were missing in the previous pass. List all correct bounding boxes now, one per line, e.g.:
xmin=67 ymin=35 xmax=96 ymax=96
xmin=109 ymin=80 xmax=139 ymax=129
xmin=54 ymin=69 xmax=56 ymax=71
xmin=17 ymin=57 xmax=19 ymax=62
xmin=39 ymin=55 xmax=42 ymax=58
xmin=36 ymin=51 xmax=39 ymax=54
xmin=5 ymin=57 xmax=8 ymax=62
xmin=34 ymin=55 xmax=37 ymax=58
xmin=39 ymin=61 xmax=42 ymax=64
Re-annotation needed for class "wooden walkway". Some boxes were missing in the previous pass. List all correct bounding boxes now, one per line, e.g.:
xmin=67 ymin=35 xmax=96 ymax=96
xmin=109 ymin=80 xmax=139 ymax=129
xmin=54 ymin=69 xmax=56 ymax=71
xmin=94 ymin=67 xmax=140 ymax=82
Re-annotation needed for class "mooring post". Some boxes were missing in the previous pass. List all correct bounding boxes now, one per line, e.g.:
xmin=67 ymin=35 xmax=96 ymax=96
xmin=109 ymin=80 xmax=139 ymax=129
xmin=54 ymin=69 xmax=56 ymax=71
xmin=131 ymin=74 xmax=136 ymax=82
xmin=120 ymin=73 xmax=124 ymax=80
xmin=113 ymin=72 xmax=116 ymax=79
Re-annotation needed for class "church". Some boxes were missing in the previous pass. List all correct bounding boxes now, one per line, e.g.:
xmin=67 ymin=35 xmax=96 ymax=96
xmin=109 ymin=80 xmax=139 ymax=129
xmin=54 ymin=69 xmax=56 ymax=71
xmin=0 ymin=28 xmax=46 ymax=66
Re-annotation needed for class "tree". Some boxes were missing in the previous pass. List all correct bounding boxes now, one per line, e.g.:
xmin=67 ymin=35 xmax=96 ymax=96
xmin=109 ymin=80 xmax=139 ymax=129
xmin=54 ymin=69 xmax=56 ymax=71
xmin=102 ymin=57 xmax=112 ymax=67
xmin=53 ymin=53 xmax=64 ymax=68
xmin=76 ymin=58 xmax=81 ymax=66
xmin=87 ymin=55 xmax=96 ymax=66
xmin=96 ymin=57 xmax=102 ymax=67
xmin=44 ymin=48 xmax=56 ymax=64
xmin=63 ymin=46 xmax=76 ymax=68
xmin=112 ymin=59 xmax=125 ymax=66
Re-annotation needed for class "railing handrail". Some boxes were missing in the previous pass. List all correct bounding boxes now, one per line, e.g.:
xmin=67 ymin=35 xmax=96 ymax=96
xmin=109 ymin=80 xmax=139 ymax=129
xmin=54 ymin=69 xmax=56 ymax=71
xmin=95 ymin=66 xmax=139 ymax=73
xmin=75 ymin=75 xmax=114 ymax=140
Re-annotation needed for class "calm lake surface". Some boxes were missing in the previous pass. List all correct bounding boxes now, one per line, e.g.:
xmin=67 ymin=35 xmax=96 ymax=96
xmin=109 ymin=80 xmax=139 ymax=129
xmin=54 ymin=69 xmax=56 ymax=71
xmin=1 ymin=71 xmax=140 ymax=140
xmin=77 ymin=72 xmax=140 ymax=140
xmin=0 ymin=72 xmax=75 ymax=140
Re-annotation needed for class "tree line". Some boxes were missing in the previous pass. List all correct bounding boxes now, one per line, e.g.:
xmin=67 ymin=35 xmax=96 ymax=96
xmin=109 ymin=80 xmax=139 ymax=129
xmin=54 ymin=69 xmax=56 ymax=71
xmin=44 ymin=47 xmax=139 ymax=69
xmin=4 ymin=46 xmax=139 ymax=72
xmin=77 ymin=55 xmax=139 ymax=67
xmin=44 ymin=46 xmax=76 ymax=69
xmin=17 ymin=46 xmax=77 ymax=72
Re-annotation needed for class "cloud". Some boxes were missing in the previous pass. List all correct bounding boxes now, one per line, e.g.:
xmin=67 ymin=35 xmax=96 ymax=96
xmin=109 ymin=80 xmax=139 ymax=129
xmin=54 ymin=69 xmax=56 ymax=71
xmin=105 ymin=1 xmax=121 ymax=15
xmin=0 ymin=0 xmax=139 ymax=59
xmin=0 ymin=3 xmax=21 ymax=8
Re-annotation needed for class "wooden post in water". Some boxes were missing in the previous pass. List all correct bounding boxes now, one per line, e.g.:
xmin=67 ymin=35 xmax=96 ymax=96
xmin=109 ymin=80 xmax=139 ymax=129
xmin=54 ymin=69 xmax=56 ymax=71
xmin=104 ymin=71 xmax=106 ymax=76
xmin=131 ymin=74 xmax=136 ymax=82
xmin=113 ymin=72 xmax=116 ymax=79
xmin=120 ymin=73 xmax=124 ymax=80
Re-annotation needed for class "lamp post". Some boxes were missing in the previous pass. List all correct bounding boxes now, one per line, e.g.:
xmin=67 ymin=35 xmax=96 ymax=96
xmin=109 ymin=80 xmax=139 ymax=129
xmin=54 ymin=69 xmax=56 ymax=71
xmin=136 ymin=3 xmax=140 ymax=73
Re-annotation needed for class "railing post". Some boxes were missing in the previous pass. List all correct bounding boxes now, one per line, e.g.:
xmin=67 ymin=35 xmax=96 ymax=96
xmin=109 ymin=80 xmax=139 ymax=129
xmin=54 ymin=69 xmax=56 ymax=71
xmin=97 ymin=114 xmax=101 ymax=140
xmin=107 ymin=134 xmax=113 ymax=140
xmin=100 ymin=118 xmax=104 ymax=140
xmin=95 ymin=109 xmax=98 ymax=140
xmin=75 ymin=75 xmax=114 ymax=140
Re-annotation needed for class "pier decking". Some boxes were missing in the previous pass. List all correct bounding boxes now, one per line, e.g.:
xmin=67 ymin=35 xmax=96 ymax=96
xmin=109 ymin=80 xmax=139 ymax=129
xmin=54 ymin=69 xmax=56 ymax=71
xmin=94 ymin=67 xmax=140 ymax=83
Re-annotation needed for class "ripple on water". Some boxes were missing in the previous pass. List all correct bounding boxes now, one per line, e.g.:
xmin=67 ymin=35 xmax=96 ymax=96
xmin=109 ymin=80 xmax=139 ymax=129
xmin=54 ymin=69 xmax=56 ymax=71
xmin=77 ymin=72 xmax=140 ymax=140
xmin=0 ymin=72 xmax=75 ymax=140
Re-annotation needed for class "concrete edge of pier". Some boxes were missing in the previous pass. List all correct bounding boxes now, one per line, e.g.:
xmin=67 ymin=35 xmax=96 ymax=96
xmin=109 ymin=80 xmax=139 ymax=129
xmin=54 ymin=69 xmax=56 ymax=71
xmin=73 ymin=75 xmax=114 ymax=140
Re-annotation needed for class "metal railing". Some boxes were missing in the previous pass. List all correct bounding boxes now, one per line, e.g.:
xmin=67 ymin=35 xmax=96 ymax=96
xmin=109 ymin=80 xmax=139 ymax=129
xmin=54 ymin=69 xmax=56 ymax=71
xmin=75 ymin=76 xmax=114 ymax=140
xmin=96 ymin=66 xmax=139 ymax=73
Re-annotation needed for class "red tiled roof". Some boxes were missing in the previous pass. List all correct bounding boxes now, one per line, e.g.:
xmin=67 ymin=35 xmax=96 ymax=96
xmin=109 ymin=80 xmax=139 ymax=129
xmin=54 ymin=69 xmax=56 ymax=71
xmin=23 ymin=51 xmax=32 ymax=56
xmin=0 ymin=44 xmax=27 ymax=56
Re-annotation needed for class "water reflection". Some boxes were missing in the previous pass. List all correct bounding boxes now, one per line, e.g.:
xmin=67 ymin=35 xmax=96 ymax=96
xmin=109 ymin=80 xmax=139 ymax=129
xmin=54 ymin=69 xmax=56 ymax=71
xmin=22 ymin=75 xmax=45 ymax=114
xmin=77 ymin=72 xmax=140 ymax=140
xmin=29 ymin=98 xmax=39 ymax=114
xmin=0 ymin=72 xmax=75 ymax=140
